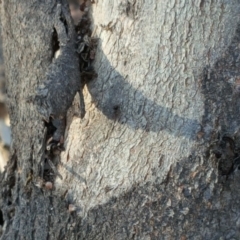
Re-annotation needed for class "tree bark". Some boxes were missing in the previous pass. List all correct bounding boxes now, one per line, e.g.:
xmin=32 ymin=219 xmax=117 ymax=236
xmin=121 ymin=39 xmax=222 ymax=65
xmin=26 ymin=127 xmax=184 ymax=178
xmin=1 ymin=0 xmax=240 ymax=239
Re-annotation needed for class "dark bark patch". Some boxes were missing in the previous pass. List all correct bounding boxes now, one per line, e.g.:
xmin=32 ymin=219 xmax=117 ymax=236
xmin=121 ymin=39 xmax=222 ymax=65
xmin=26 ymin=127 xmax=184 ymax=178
xmin=0 ymin=209 xmax=3 ymax=226
xmin=200 ymin=24 xmax=240 ymax=179
xmin=118 ymin=0 xmax=140 ymax=19
xmin=51 ymin=28 xmax=60 ymax=60
xmin=201 ymin=24 xmax=240 ymax=142
xmin=60 ymin=14 xmax=69 ymax=35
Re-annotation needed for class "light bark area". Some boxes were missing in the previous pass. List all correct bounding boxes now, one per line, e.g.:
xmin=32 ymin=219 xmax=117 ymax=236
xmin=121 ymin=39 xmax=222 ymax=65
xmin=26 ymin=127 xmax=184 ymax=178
xmin=1 ymin=0 xmax=240 ymax=239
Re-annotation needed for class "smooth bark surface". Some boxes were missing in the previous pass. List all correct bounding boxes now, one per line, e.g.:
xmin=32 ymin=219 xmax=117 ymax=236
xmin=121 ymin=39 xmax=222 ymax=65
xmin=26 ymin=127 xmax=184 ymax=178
xmin=1 ymin=0 xmax=240 ymax=239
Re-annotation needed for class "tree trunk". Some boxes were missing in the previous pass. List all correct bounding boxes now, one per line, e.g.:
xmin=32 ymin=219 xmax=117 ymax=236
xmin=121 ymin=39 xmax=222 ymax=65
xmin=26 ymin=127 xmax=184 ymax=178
xmin=1 ymin=0 xmax=240 ymax=239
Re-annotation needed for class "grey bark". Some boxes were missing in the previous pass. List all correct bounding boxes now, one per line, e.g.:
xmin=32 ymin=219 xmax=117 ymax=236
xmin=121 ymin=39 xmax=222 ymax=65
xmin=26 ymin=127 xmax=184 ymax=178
xmin=1 ymin=0 xmax=240 ymax=239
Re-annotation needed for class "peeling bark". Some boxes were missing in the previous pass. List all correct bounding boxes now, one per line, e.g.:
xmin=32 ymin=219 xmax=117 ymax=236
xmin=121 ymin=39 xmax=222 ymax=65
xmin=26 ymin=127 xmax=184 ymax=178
xmin=1 ymin=0 xmax=240 ymax=239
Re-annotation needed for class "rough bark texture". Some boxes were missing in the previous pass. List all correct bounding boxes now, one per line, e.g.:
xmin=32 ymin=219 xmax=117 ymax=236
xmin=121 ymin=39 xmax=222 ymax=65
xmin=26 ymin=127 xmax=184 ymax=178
xmin=1 ymin=1 xmax=73 ymax=239
xmin=1 ymin=0 xmax=240 ymax=239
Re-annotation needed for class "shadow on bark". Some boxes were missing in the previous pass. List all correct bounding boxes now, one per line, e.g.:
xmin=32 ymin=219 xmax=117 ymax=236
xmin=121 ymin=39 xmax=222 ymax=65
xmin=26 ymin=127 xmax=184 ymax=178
xmin=86 ymin=44 xmax=200 ymax=140
xmin=61 ymin=24 xmax=240 ymax=238
xmin=201 ymin=25 xmax=240 ymax=139
xmin=83 ymin=26 xmax=240 ymax=144
xmin=67 ymin=152 xmax=240 ymax=239
xmin=82 ymin=24 xmax=240 ymax=176
xmin=2 ymin=15 xmax=240 ymax=240
xmin=200 ymin=24 xmax=240 ymax=176
xmin=3 ymin=152 xmax=240 ymax=239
